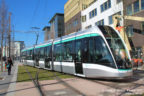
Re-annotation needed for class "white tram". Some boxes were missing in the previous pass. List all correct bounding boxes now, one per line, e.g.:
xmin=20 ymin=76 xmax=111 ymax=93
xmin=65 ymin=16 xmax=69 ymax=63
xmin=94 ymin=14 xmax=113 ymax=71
xmin=21 ymin=26 xmax=133 ymax=78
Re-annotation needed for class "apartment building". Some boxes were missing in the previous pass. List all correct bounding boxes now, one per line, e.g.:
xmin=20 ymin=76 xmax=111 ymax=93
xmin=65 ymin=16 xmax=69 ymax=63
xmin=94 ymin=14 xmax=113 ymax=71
xmin=49 ymin=13 xmax=65 ymax=39
xmin=123 ymin=0 xmax=144 ymax=58
xmin=64 ymin=0 xmax=96 ymax=34
xmin=81 ymin=0 xmax=123 ymax=29
xmin=43 ymin=26 xmax=51 ymax=41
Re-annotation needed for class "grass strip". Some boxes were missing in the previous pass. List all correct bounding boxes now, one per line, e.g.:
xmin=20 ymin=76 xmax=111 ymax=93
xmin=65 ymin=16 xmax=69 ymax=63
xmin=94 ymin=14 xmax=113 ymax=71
xmin=17 ymin=65 xmax=74 ymax=82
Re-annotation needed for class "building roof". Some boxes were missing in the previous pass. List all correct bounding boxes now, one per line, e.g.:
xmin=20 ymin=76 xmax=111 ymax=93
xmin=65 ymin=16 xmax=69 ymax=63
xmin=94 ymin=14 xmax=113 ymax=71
xmin=42 ymin=26 xmax=50 ymax=31
xmin=49 ymin=13 xmax=64 ymax=23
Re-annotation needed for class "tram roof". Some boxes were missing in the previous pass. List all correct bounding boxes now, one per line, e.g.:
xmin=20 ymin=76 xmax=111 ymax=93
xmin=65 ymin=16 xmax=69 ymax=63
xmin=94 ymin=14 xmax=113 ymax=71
xmin=22 ymin=26 xmax=109 ymax=51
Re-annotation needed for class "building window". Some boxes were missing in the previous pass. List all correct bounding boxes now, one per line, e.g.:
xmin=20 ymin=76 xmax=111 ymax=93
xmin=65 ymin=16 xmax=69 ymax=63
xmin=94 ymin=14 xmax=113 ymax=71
xmin=82 ymin=15 xmax=86 ymax=22
xmin=142 ymin=0 xmax=144 ymax=10
xmin=89 ymin=8 xmax=97 ymax=19
xmin=126 ymin=25 xmax=134 ymax=37
xmin=117 ymin=0 xmax=121 ymax=3
xmin=100 ymin=0 xmax=111 ymax=12
xmin=109 ymin=11 xmax=121 ymax=25
xmin=142 ymin=22 xmax=144 ymax=34
xmin=73 ymin=19 xmax=78 ymax=27
xmin=108 ymin=0 xmax=111 ymax=8
xmin=89 ymin=12 xmax=92 ymax=19
xmin=101 ymin=5 xmax=104 ymax=12
xmin=95 ymin=19 xmax=104 ymax=26
xmin=134 ymin=0 xmax=140 ymax=13
xmin=104 ymin=2 xmax=107 ymax=10
xmin=94 ymin=9 xmax=97 ymax=16
xmin=109 ymin=15 xmax=113 ymax=24
xmin=126 ymin=4 xmax=132 ymax=15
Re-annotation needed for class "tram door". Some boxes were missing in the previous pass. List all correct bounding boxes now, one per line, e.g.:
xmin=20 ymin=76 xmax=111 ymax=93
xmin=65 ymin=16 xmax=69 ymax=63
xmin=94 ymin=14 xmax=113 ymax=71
xmin=75 ymin=40 xmax=83 ymax=74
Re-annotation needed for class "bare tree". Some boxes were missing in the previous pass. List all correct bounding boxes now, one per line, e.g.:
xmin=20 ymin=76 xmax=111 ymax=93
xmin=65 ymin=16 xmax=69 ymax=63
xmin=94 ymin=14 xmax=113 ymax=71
xmin=0 ymin=0 xmax=8 ymax=72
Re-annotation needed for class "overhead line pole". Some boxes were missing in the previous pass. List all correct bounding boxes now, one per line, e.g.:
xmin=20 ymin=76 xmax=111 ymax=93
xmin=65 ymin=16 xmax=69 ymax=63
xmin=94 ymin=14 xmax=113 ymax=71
xmin=8 ymin=12 xmax=11 ymax=57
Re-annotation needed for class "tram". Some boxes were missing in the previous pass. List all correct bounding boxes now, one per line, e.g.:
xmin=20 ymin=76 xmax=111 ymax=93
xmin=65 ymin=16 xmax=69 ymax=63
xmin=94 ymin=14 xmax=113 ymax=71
xmin=21 ymin=26 xmax=133 ymax=78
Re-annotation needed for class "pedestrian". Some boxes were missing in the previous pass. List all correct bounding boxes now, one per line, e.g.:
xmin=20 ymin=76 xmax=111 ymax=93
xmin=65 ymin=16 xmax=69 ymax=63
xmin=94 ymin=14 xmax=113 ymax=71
xmin=6 ymin=57 xmax=13 ymax=75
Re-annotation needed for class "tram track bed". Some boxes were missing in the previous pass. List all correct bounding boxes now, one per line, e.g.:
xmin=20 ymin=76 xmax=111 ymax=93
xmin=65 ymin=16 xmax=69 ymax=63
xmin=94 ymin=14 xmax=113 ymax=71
xmin=17 ymin=65 xmax=74 ymax=82
xmin=16 ymin=64 xmax=144 ymax=96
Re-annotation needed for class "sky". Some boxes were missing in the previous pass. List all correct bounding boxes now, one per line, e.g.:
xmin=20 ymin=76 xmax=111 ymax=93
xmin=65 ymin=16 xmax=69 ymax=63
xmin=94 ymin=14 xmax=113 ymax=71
xmin=2 ymin=0 xmax=67 ymax=47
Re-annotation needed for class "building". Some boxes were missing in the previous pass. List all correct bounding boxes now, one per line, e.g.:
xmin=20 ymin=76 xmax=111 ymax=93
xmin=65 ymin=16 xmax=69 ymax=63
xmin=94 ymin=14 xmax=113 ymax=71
xmin=43 ymin=26 xmax=51 ymax=41
xmin=81 ymin=0 xmax=123 ymax=29
xmin=123 ymin=0 xmax=144 ymax=58
xmin=64 ymin=0 xmax=96 ymax=34
xmin=49 ymin=13 xmax=65 ymax=39
xmin=13 ymin=41 xmax=25 ymax=60
xmin=2 ymin=41 xmax=25 ymax=60
xmin=81 ymin=0 xmax=131 ymax=51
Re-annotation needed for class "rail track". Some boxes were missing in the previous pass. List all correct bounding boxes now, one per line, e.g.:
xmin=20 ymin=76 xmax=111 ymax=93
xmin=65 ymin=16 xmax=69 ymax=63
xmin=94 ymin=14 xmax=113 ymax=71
xmin=87 ymin=70 xmax=144 ymax=96
xmin=23 ymin=63 xmax=144 ymax=96
xmin=23 ymin=65 xmax=85 ymax=96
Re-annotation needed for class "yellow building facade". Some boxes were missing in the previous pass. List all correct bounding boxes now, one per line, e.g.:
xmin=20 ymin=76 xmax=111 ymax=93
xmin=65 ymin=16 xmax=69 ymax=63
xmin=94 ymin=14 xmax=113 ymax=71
xmin=64 ymin=0 xmax=96 ymax=23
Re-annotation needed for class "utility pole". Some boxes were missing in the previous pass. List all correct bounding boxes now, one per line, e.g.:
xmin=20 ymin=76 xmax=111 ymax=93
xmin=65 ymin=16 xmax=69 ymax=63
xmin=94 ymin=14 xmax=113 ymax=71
xmin=8 ymin=12 xmax=11 ymax=57
xmin=13 ymin=25 xmax=15 ymax=60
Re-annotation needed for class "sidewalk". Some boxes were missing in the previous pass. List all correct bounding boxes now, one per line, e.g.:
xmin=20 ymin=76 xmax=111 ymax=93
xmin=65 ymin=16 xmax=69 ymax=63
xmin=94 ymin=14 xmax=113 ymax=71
xmin=0 ymin=61 xmax=17 ymax=96
xmin=1 ymin=61 xmax=40 ymax=96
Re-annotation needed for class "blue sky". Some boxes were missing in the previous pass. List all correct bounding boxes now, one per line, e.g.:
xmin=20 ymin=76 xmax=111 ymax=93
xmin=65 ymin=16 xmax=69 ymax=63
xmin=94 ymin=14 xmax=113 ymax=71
xmin=2 ymin=0 xmax=67 ymax=47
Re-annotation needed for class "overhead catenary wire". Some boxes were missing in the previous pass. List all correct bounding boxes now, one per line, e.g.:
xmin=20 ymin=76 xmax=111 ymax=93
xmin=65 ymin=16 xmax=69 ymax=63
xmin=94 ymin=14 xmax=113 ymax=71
xmin=29 ymin=0 xmax=41 ymax=27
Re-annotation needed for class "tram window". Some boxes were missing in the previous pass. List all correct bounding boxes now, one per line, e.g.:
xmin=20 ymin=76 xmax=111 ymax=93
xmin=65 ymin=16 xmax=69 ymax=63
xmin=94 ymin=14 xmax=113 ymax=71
xmin=44 ymin=47 xmax=47 ymax=57
xmin=27 ymin=50 xmax=31 ymax=60
xmin=75 ymin=40 xmax=82 ymax=61
xmin=98 ymin=26 xmax=119 ymax=38
xmin=29 ymin=50 xmax=33 ymax=60
xmin=35 ymin=48 xmax=40 ymax=58
xmin=88 ymin=36 xmax=115 ymax=68
xmin=88 ymin=37 xmax=96 ymax=63
xmin=40 ymin=48 xmax=44 ymax=60
xmin=54 ymin=44 xmax=63 ymax=61
xmin=82 ymin=38 xmax=88 ymax=63
xmin=44 ymin=46 xmax=51 ymax=57
xmin=63 ymin=41 xmax=73 ymax=62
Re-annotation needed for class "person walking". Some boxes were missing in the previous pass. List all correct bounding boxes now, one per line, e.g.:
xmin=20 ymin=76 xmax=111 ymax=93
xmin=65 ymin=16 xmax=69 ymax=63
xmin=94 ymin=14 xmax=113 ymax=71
xmin=6 ymin=57 xmax=13 ymax=75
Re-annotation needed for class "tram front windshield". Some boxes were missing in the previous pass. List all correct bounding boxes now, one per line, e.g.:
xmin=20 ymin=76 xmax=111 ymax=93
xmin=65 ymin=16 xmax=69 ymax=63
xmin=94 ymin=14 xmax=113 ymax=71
xmin=98 ymin=26 xmax=132 ymax=69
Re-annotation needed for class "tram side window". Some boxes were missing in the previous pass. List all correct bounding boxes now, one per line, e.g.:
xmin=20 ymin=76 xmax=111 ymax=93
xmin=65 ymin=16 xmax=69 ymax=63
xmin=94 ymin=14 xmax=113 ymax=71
xmin=63 ymin=41 xmax=73 ymax=62
xmin=22 ymin=51 xmax=26 ymax=59
xmin=27 ymin=50 xmax=30 ymax=60
xmin=88 ymin=37 xmax=96 ymax=63
xmin=35 ymin=48 xmax=40 ymax=59
xmin=75 ymin=40 xmax=82 ymax=61
xmin=40 ymin=48 xmax=44 ymax=60
xmin=45 ymin=46 xmax=52 ymax=58
xmin=54 ymin=44 xmax=63 ymax=61
xmin=29 ymin=50 xmax=33 ymax=60
xmin=25 ymin=51 xmax=27 ymax=59
xmin=82 ymin=38 xmax=89 ymax=63
xmin=88 ymin=36 xmax=115 ymax=68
